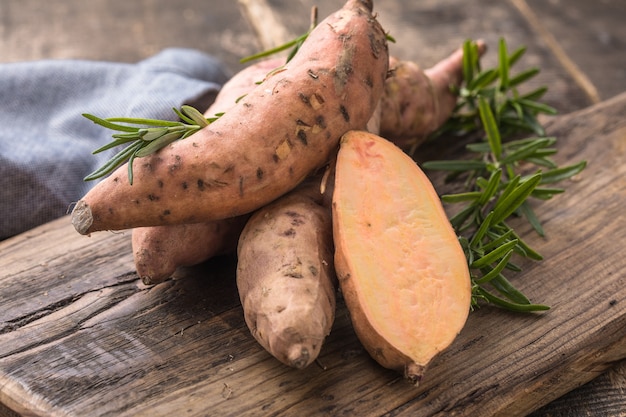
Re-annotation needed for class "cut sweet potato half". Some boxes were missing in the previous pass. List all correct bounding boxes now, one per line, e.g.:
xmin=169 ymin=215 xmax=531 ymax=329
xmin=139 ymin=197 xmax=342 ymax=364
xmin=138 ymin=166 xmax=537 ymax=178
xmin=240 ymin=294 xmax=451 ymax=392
xmin=332 ymin=130 xmax=471 ymax=384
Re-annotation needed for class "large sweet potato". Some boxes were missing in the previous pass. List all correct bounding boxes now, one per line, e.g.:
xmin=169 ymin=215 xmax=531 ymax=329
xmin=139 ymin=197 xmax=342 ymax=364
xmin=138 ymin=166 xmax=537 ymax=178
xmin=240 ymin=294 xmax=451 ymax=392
xmin=236 ymin=178 xmax=336 ymax=369
xmin=71 ymin=0 xmax=388 ymax=235
xmin=332 ymin=130 xmax=471 ymax=384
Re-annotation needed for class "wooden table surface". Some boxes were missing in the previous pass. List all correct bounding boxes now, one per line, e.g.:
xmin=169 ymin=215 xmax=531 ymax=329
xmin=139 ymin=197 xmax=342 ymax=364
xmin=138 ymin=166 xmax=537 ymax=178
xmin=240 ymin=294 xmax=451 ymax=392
xmin=1 ymin=1 xmax=625 ymax=416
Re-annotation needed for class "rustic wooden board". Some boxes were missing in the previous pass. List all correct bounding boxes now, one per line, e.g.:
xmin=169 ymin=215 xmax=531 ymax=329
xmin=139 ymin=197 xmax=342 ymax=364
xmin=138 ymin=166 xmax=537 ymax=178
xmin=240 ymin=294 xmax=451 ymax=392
xmin=0 ymin=83 xmax=625 ymax=416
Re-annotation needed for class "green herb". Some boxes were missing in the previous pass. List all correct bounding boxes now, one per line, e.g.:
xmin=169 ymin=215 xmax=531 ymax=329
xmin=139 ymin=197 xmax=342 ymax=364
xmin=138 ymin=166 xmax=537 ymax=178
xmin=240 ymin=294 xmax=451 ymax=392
xmin=423 ymin=38 xmax=586 ymax=312
xmin=83 ymin=105 xmax=220 ymax=184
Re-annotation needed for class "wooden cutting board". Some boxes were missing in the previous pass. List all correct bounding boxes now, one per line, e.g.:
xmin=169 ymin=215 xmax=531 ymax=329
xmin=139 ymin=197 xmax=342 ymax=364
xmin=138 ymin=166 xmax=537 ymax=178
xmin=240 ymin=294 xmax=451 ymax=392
xmin=0 ymin=92 xmax=624 ymax=417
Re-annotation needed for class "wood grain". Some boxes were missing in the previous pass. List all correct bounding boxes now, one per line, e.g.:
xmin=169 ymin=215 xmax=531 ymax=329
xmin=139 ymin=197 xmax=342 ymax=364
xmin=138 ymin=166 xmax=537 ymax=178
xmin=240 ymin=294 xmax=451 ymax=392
xmin=1 ymin=87 xmax=624 ymax=416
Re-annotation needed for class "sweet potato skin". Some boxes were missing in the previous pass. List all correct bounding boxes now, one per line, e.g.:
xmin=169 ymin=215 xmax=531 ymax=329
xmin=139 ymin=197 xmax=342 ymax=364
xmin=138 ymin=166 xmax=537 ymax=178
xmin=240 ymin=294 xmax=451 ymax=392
xmin=236 ymin=179 xmax=336 ymax=369
xmin=71 ymin=0 xmax=388 ymax=235
xmin=332 ymin=130 xmax=471 ymax=384
xmin=133 ymin=216 xmax=247 ymax=285
xmin=204 ymin=58 xmax=284 ymax=117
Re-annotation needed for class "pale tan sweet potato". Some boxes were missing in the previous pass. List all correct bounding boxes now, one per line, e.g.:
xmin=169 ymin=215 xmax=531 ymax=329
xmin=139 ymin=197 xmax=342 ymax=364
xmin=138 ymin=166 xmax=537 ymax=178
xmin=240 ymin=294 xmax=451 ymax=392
xmin=71 ymin=0 xmax=389 ymax=235
xmin=380 ymin=41 xmax=486 ymax=150
xmin=236 ymin=178 xmax=336 ymax=369
xmin=332 ymin=130 xmax=471 ymax=384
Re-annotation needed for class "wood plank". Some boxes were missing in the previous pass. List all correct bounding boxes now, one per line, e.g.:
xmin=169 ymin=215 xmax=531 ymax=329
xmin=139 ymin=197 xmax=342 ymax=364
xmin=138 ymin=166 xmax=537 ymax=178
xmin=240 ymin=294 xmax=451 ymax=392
xmin=1 ymin=94 xmax=625 ymax=417
xmin=523 ymin=0 xmax=626 ymax=103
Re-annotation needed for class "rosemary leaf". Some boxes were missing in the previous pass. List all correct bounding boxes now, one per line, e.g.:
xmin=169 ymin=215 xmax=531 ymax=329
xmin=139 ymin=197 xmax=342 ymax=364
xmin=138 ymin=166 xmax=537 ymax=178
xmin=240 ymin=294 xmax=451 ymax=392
xmin=441 ymin=192 xmax=482 ymax=203
xmin=84 ymin=140 xmax=143 ymax=181
xmin=498 ymin=38 xmax=510 ymax=91
xmin=83 ymin=113 xmax=140 ymax=133
xmin=476 ymin=287 xmax=549 ymax=312
xmin=469 ymin=211 xmax=495 ymax=248
xmin=421 ymin=159 xmax=487 ymax=171
xmin=509 ymin=67 xmax=540 ymax=88
xmin=471 ymin=239 xmax=518 ymax=268
xmin=539 ymin=161 xmax=587 ymax=184
xmin=475 ymin=251 xmax=514 ymax=284
xmin=490 ymin=274 xmax=532 ymax=304
xmin=519 ymin=201 xmax=545 ymax=237
xmin=478 ymin=96 xmax=502 ymax=158
xmin=134 ymin=130 xmax=186 ymax=158
xmin=491 ymin=173 xmax=542 ymax=225
xmin=106 ymin=117 xmax=182 ymax=127
xmin=500 ymin=137 xmax=553 ymax=165
xmin=91 ymin=135 xmax=143 ymax=154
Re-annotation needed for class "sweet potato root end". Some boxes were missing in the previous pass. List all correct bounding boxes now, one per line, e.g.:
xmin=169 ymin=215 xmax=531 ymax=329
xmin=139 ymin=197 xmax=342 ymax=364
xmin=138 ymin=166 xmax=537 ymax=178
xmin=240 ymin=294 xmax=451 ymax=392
xmin=71 ymin=200 xmax=93 ymax=235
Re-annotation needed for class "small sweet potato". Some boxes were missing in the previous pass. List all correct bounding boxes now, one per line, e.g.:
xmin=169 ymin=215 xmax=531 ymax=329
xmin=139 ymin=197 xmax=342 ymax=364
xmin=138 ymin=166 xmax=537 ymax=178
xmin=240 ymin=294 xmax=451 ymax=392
xmin=236 ymin=178 xmax=336 ymax=369
xmin=133 ymin=217 xmax=247 ymax=286
xmin=71 ymin=0 xmax=388 ymax=235
xmin=380 ymin=41 xmax=486 ymax=149
xmin=332 ymin=130 xmax=471 ymax=384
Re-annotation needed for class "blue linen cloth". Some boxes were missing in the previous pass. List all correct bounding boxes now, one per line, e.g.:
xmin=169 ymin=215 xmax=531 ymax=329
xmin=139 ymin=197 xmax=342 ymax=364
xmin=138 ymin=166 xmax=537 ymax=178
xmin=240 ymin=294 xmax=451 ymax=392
xmin=0 ymin=48 xmax=230 ymax=239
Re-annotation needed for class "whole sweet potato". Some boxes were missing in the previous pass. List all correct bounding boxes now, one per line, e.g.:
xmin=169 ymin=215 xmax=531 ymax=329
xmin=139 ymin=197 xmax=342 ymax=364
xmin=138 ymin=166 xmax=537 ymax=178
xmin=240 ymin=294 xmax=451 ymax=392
xmin=332 ymin=130 xmax=471 ymax=384
xmin=236 ymin=178 xmax=336 ymax=369
xmin=71 ymin=0 xmax=388 ymax=235
xmin=380 ymin=41 xmax=486 ymax=149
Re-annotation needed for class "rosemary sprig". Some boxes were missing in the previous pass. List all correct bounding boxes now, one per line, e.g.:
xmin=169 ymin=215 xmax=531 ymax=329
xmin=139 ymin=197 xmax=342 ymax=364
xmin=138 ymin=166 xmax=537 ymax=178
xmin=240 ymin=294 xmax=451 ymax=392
xmin=424 ymin=38 xmax=586 ymax=312
xmin=83 ymin=105 xmax=221 ymax=184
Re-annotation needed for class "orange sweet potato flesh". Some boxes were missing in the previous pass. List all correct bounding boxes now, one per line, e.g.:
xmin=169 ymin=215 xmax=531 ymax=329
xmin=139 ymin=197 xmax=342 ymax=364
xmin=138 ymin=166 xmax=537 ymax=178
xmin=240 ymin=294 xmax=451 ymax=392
xmin=71 ymin=0 xmax=388 ymax=235
xmin=332 ymin=130 xmax=471 ymax=384
xmin=236 ymin=179 xmax=336 ymax=369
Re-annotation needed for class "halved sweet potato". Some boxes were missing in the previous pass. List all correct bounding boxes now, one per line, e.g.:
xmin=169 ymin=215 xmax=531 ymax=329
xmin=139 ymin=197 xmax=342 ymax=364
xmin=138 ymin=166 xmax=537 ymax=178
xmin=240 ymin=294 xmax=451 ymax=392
xmin=332 ymin=130 xmax=471 ymax=384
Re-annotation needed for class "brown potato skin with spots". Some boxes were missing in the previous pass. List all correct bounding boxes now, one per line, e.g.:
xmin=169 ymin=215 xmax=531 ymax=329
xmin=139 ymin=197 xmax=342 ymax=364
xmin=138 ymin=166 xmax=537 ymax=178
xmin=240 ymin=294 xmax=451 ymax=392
xmin=236 ymin=179 xmax=336 ymax=369
xmin=71 ymin=0 xmax=388 ymax=235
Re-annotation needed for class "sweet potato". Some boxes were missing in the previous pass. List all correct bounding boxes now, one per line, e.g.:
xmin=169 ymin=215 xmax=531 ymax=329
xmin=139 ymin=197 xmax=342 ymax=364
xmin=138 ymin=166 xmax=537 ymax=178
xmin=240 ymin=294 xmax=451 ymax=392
xmin=132 ymin=217 xmax=247 ymax=285
xmin=71 ymin=0 xmax=389 ymax=235
xmin=131 ymin=58 xmax=282 ymax=286
xmin=380 ymin=41 xmax=486 ymax=149
xmin=332 ymin=130 xmax=471 ymax=384
xmin=236 ymin=178 xmax=336 ymax=369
